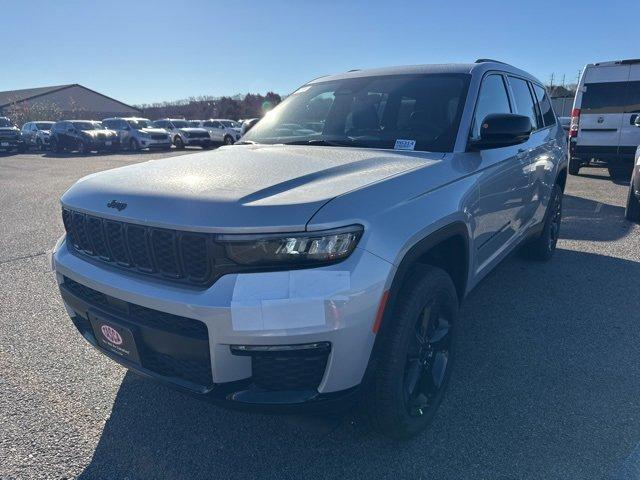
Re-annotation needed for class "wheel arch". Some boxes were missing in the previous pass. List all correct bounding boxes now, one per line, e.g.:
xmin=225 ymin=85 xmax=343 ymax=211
xmin=362 ymin=221 xmax=471 ymax=389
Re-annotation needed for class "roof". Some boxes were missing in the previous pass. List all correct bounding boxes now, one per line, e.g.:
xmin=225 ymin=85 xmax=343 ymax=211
xmin=0 ymin=83 xmax=139 ymax=112
xmin=0 ymin=84 xmax=74 ymax=108
xmin=307 ymin=61 xmax=541 ymax=86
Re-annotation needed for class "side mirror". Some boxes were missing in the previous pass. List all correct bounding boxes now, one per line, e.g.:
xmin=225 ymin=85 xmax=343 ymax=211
xmin=633 ymin=114 xmax=640 ymax=127
xmin=470 ymin=113 xmax=532 ymax=150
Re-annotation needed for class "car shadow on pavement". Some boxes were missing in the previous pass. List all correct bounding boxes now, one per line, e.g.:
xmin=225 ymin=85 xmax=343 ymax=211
xmin=78 ymin=247 xmax=640 ymax=480
xmin=562 ymin=194 xmax=632 ymax=242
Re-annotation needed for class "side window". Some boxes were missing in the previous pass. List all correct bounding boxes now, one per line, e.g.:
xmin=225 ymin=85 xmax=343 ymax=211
xmin=532 ymin=84 xmax=556 ymax=126
xmin=509 ymin=77 xmax=539 ymax=130
xmin=471 ymin=74 xmax=511 ymax=140
xmin=103 ymin=120 xmax=113 ymax=129
xmin=203 ymin=121 xmax=213 ymax=127
xmin=212 ymin=121 xmax=223 ymax=128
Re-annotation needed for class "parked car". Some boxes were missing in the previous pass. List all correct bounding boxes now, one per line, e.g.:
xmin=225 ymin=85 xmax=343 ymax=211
xmin=102 ymin=117 xmax=172 ymax=151
xmin=569 ymin=58 xmax=640 ymax=178
xmin=50 ymin=120 xmax=120 ymax=153
xmin=241 ymin=117 xmax=260 ymax=135
xmin=625 ymin=141 xmax=640 ymax=222
xmin=21 ymin=121 xmax=55 ymax=151
xmin=0 ymin=117 xmax=26 ymax=153
xmin=53 ymin=60 xmax=567 ymax=439
xmin=189 ymin=119 xmax=240 ymax=145
xmin=152 ymin=119 xmax=211 ymax=149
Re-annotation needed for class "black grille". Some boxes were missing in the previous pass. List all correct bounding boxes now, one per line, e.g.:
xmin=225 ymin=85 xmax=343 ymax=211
xmin=244 ymin=348 xmax=330 ymax=391
xmin=187 ymin=131 xmax=209 ymax=139
xmin=63 ymin=277 xmax=212 ymax=387
xmin=62 ymin=209 xmax=214 ymax=286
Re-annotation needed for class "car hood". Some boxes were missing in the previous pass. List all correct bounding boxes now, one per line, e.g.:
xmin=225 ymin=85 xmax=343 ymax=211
xmin=139 ymin=128 xmax=168 ymax=134
xmin=61 ymin=144 xmax=443 ymax=233
xmin=178 ymin=127 xmax=208 ymax=133
xmin=81 ymin=129 xmax=118 ymax=136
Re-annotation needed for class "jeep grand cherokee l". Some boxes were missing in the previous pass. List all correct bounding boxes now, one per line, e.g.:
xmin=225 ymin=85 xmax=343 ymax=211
xmin=53 ymin=60 xmax=567 ymax=438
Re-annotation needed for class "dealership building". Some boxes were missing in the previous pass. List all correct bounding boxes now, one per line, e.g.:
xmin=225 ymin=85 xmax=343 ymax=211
xmin=0 ymin=84 xmax=140 ymax=119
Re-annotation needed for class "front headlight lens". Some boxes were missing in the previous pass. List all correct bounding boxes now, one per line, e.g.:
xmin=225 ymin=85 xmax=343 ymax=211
xmin=219 ymin=225 xmax=363 ymax=266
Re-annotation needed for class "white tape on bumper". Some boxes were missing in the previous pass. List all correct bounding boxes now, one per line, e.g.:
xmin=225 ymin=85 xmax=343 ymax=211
xmin=231 ymin=270 xmax=350 ymax=331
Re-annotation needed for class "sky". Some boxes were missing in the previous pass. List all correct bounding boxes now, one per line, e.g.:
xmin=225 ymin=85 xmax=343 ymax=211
xmin=3 ymin=0 xmax=637 ymax=105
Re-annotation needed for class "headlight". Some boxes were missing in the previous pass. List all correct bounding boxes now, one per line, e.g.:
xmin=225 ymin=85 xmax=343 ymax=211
xmin=218 ymin=225 xmax=363 ymax=266
xmin=139 ymin=132 xmax=151 ymax=139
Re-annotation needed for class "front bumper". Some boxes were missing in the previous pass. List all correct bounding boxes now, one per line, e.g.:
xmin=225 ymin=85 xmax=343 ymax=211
xmin=141 ymin=137 xmax=172 ymax=148
xmin=89 ymin=138 xmax=120 ymax=150
xmin=184 ymin=137 xmax=210 ymax=146
xmin=0 ymin=138 xmax=24 ymax=150
xmin=53 ymin=237 xmax=392 ymax=409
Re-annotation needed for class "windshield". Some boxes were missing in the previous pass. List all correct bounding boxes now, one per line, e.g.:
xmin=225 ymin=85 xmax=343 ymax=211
xmin=221 ymin=120 xmax=240 ymax=128
xmin=72 ymin=121 xmax=105 ymax=130
xmin=127 ymin=119 xmax=154 ymax=129
xmin=188 ymin=121 xmax=200 ymax=127
xmin=35 ymin=122 xmax=54 ymax=130
xmin=0 ymin=118 xmax=12 ymax=128
xmin=243 ymin=74 xmax=470 ymax=152
xmin=171 ymin=120 xmax=190 ymax=128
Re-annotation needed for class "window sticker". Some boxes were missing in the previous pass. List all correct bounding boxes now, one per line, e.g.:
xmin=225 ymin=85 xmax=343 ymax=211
xmin=394 ymin=139 xmax=416 ymax=151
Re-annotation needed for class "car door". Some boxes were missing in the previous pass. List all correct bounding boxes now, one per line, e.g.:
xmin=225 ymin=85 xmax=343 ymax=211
xmin=59 ymin=122 xmax=71 ymax=149
xmin=211 ymin=121 xmax=225 ymax=141
xmin=469 ymin=73 xmax=533 ymax=270
xmin=618 ymin=65 xmax=640 ymax=157
xmin=505 ymin=75 xmax=548 ymax=228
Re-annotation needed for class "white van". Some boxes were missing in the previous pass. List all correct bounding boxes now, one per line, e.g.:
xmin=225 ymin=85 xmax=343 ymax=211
xmin=569 ymin=59 xmax=640 ymax=177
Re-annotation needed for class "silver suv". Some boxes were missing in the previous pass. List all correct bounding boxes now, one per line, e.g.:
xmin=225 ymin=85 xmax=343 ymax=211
xmin=53 ymin=61 xmax=567 ymax=438
xmin=102 ymin=117 xmax=172 ymax=151
xmin=152 ymin=118 xmax=211 ymax=149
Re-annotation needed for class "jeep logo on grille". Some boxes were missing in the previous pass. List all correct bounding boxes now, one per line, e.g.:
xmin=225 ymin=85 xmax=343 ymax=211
xmin=100 ymin=325 xmax=123 ymax=345
xmin=107 ymin=200 xmax=127 ymax=211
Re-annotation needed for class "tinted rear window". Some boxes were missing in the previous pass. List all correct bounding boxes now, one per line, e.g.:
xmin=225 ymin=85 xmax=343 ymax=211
xmin=582 ymin=82 xmax=629 ymax=114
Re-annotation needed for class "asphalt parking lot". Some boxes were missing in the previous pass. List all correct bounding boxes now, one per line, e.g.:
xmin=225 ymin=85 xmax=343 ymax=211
xmin=1 ymin=149 xmax=639 ymax=480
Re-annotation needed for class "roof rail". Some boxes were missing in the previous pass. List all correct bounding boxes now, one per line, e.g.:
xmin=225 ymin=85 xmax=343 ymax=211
xmin=475 ymin=58 xmax=509 ymax=65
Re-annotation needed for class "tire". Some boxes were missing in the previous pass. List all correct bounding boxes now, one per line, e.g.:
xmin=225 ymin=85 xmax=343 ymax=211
xmin=77 ymin=140 xmax=89 ymax=154
xmin=129 ymin=138 xmax=139 ymax=152
xmin=51 ymin=138 xmax=62 ymax=153
xmin=174 ymin=136 xmax=185 ymax=149
xmin=223 ymin=135 xmax=234 ymax=145
xmin=569 ymin=158 xmax=580 ymax=176
xmin=625 ymin=185 xmax=640 ymax=222
xmin=520 ymin=184 xmax=563 ymax=261
xmin=365 ymin=265 xmax=458 ymax=439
